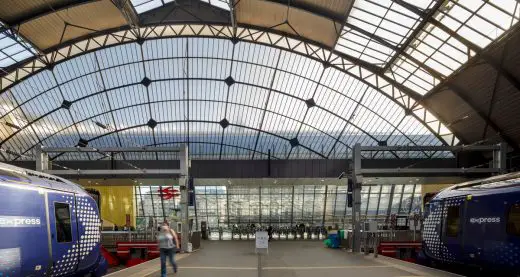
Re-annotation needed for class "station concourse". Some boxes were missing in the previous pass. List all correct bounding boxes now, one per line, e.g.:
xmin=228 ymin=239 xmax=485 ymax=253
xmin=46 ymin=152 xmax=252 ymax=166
xmin=106 ymin=241 xmax=462 ymax=277
xmin=0 ymin=0 xmax=520 ymax=277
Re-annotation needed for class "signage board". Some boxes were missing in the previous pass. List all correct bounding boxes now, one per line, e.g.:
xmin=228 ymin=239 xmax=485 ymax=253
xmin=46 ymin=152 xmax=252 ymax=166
xmin=255 ymin=231 xmax=269 ymax=250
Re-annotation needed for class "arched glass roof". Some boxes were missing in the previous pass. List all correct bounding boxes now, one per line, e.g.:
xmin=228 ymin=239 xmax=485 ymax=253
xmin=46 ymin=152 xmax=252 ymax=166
xmin=0 ymin=35 xmax=452 ymax=161
xmin=0 ymin=0 xmax=519 ymax=160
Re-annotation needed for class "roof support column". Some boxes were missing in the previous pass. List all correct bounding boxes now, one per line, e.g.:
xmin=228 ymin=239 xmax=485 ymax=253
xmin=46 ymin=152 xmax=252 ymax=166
xmin=179 ymin=144 xmax=190 ymax=252
xmin=36 ymin=144 xmax=49 ymax=171
xmin=351 ymin=143 xmax=363 ymax=253
xmin=493 ymin=143 xmax=508 ymax=174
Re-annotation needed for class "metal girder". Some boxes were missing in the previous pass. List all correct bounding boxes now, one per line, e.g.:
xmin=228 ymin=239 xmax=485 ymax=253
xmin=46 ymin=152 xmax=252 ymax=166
xmin=229 ymin=0 xmax=237 ymax=36
xmin=394 ymin=0 xmax=520 ymax=99
xmin=344 ymin=22 xmax=446 ymax=80
xmin=352 ymin=143 xmax=505 ymax=180
xmin=59 ymin=120 xmax=329 ymax=159
xmin=386 ymin=3 xmax=520 ymax=149
xmin=0 ymin=23 xmax=456 ymax=150
xmin=41 ymin=147 xmax=181 ymax=153
xmin=383 ymin=0 xmax=444 ymax=72
xmin=44 ymin=169 xmax=181 ymax=175
xmin=111 ymin=0 xmax=140 ymax=28
xmin=360 ymin=168 xmax=500 ymax=175
xmin=343 ymin=23 xmax=397 ymax=51
xmin=427 ymin=18 xmax=520 ymax=96
xmin=360 ymin=145 xmax=500 ymax=152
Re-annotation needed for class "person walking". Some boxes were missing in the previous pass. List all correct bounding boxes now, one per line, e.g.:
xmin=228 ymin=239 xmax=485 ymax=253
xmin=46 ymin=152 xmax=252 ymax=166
xmin=158 ymin=224 xmax=180 ymax=276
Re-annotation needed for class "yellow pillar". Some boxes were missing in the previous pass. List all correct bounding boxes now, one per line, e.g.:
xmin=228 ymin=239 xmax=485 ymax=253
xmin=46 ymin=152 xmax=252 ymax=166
xmin=84 ymin=185 xmax=135 ymax=227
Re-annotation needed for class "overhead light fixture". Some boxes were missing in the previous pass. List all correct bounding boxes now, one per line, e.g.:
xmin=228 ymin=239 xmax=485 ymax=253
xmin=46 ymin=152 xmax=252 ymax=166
xmin=94 ymin=121 xmax=108 ymax=129
xmin=5 ymin=122 xmax=20 ymax=129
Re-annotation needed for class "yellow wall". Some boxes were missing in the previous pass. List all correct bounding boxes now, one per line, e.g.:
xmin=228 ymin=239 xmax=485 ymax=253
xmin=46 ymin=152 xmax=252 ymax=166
xmin=422 ymin=184 xmax=453 ymax=199
xmin=84 ymin=185 xmax=135 ymax=227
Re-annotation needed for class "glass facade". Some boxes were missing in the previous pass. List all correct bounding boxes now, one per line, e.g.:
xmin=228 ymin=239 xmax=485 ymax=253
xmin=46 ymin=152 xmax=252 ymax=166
xmin=134 ymin=185 xmax=181 ymax=229
xmin=133 ymin=183 xmax=422 ymax=234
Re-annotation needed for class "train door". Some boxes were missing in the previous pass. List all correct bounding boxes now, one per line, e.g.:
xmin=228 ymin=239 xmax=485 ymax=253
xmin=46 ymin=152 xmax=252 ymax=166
xmin=465 ymin=193 xmax=512 ymax=269
xmin=441 ymin=197 xmax=465 ymax=262
xmin=47 ymin=191 xmax=80 ymax=276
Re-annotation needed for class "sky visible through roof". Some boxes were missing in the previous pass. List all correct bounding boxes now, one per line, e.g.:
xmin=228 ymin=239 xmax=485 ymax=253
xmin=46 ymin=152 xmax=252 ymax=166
xmin=0 ymin=37 xmax=450 ymax=160
xmin=0 ymin=0 xmax=519 ymax=160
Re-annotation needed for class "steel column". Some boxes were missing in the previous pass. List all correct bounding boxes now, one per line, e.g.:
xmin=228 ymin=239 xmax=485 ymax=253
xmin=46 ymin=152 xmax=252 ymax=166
xmin=352 ymin=143 xmax=363 ymax=252
xmin=322 ymin=185 xmax=328 ymax=227
xmin=35 ymin=144 xmax=49 ymax=171
xmin=179 ymin=144 xmax=189 ymax=252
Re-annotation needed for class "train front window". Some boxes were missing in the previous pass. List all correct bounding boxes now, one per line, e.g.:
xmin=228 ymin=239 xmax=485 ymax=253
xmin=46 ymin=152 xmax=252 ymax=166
xmin=446 ymin=206 xmax=460 ymax=237
xmin=55 ymin=202 xmax=72 ymax=243
xmin=507 ymin=204 xmax=520 ymax=236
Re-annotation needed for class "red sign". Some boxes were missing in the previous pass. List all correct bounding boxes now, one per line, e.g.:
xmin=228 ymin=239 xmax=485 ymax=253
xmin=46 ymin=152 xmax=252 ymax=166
xmin=158 ymin=187 xmax=180 ymax=200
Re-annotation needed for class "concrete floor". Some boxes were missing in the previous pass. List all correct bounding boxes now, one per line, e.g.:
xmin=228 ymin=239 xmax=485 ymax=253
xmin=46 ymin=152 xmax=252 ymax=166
xmin=107 ymin=241 xmax=463 ymax=277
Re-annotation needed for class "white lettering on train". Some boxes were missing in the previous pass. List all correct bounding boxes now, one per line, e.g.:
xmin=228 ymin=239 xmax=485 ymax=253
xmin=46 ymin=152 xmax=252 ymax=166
xmin=469 ymin=217 xmax=501 ymax=224
xmin=0 ymin=216 xmax=41 ymax=227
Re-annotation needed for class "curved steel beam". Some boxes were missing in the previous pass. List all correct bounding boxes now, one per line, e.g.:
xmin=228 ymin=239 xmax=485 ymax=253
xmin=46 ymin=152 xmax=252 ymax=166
xmin=19 ymin=98 xmax=352 ymax=158
xmin=67 ymin=141 xmax=278 ymax=161
xmin=4 ymin=71 xmax=428 ymax=158
xmin=0 ymin=24 xmax=454 ymax=147
xmin=2 ymin=56 xmax=404 ymax=137
xmin=73 ymin=120 xmax=328 ymax=158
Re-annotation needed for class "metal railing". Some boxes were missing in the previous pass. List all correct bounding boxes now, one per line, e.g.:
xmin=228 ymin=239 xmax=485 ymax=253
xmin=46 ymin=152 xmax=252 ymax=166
xmin=101 ymin=231 xmax=157 ymax=249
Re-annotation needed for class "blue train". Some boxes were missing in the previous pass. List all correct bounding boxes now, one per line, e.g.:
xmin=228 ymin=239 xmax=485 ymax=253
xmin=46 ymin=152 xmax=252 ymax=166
xmin=422 ymin=172 xmax=520 ymax=275
xmin=0 ymin=163 xmax=107 ymax=277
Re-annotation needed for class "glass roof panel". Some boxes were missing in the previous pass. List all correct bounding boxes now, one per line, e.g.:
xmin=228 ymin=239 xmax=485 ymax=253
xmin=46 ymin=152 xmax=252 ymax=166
xmin=0 ymin=36 xmax=453 ymax=160
xmin=336 ymin=0 xmax=427 ymax=67
xmin=0 ymin=23 xmax=36 ymax=70
xmin=131 ymin=0 xmax=229 ymax=14
xmin=386 ymin=0 xmax=520 ymax=89
xmin=154 ymin=123 xmax=185 ymax=144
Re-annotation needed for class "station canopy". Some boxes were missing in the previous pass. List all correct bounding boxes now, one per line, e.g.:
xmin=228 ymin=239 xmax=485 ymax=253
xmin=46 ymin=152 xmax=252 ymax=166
xmin=0 ymin=0 xmax=519 ymax=161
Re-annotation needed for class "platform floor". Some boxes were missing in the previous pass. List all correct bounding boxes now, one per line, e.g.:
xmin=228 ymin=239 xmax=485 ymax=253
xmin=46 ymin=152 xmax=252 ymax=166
xmin=107 ymin=241 xmax=463 ymax=277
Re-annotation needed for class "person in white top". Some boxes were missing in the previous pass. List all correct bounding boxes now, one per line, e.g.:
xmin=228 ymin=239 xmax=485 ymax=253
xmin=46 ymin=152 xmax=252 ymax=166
xmin=157 ymin=224 xmax=180 ymax=276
